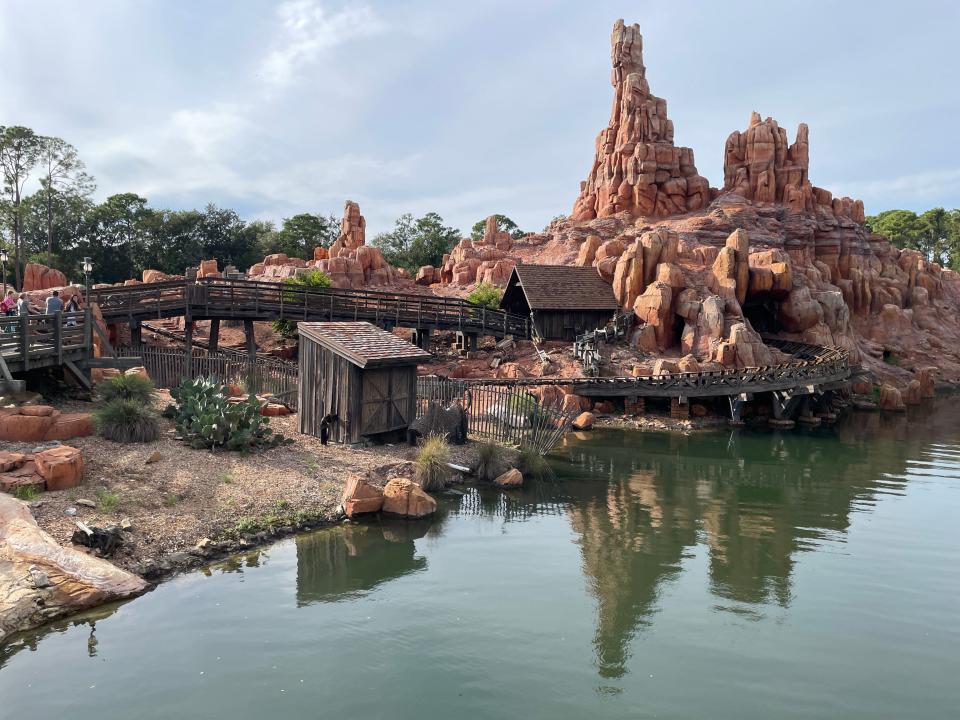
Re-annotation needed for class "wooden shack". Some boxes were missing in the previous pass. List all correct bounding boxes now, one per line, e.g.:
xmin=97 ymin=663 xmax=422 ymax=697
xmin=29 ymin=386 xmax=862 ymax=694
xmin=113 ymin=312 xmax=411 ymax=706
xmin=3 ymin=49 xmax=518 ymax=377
xmin=298 ymin=322 xmax=430 ymax=444
xmin=499 ymin=264 xmax=620 ymax=341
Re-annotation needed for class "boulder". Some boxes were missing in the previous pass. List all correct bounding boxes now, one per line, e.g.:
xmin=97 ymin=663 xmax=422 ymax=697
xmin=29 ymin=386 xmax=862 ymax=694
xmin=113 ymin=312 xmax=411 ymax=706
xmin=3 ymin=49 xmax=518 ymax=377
xmin=593 ymin=401 xmax=615 ymax=414
xmin=382 ymin=478 xmax=437 ymax=518
xmin=34 ymin=446 xmax=84 ymax=491
xmin=0 ymin=410 xmax=56 ymax=442
xmin=0 ymin=493 xmax=147 ymax=642
xmin=21 ymin=262 xmax=68 ymax=292
xmin=341 ymin=476 xmax=384 ymax=517
xmin=43 ymin=413 xmax=93 ymax=441
xmin=493 ymin=468 xmax=524 ymax=488
xmin=572 ymin=412 xmax=595 ymax=430
xmin=904 ymin=380 xmax=923 ymax=406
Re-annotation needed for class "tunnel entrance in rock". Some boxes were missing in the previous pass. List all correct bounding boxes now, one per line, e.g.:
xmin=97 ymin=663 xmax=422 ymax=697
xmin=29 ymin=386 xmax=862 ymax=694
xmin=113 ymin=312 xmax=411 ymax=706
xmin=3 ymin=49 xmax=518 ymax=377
xmin=742 ymin=299 xmax=782 ymax=334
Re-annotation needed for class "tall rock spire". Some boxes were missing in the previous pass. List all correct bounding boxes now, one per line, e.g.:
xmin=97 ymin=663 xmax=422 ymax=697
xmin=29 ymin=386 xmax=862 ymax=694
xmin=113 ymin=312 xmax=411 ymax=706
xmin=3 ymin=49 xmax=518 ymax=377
xmin=571 ymin=19 xmax=711 ymax=221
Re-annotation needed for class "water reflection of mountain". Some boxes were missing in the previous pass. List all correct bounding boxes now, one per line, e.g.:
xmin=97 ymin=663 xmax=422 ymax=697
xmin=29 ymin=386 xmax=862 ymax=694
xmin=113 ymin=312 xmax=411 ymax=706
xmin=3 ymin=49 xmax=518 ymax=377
xmin=555 ymin=402 xmax=959 ymax=679
xmin=294 ymin=519 xmax=432 ymax=606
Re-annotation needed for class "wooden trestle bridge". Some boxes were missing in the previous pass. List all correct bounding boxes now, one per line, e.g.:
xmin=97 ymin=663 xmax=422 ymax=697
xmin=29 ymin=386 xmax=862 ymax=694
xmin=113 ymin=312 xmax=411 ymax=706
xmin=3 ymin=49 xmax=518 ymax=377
xmin=2 ymin=277 xmax=857 ymax=424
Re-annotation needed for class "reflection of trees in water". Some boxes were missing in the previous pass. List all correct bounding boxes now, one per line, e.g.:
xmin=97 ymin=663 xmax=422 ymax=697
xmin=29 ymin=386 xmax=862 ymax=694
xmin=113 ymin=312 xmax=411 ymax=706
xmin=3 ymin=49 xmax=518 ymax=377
xmin=294 ymin=518 xmax=435 ymax=606
xmin=556 ymin=401 xmax=960 ymax=679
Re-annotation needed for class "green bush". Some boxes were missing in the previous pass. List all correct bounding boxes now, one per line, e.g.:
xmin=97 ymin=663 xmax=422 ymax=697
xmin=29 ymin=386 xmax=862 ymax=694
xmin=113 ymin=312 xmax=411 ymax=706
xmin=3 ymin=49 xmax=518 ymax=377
xmin=415 ymin=435 xmax=451 ymax=491
xmin=13 ymin=484 xmax=42 ymax=502
xmin=472 ymin=440 xmax=508 ymax=482
xmin=273 ymin=270 xmax=333 ymax=337
xmin=517 ymin=446 xmax=555 ymax=482
xmin=97 ymin=373 xmax=156 ymax=405
xmin=94 ymin=398 xmax=162 ymax=443
xmin=466 ymin=282 xmax=502 ymax=310
xmin=167 ymin=376 xmax=291 ymax=452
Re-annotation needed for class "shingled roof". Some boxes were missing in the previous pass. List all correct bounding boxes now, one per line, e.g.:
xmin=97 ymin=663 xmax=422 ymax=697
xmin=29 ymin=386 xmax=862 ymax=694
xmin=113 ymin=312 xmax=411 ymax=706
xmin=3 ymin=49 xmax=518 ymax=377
xmin=501 ymin=264 xmax=620 ymax=311
xmin=297 ymin=322 xmax=430 ymax=368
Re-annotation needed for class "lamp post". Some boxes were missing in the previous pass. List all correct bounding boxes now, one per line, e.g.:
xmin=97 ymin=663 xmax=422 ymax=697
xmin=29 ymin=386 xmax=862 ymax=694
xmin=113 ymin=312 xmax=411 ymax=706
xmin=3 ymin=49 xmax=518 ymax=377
xmin=1 ymin=248 xmax=7 ymax=298
xmin=82 ymin=256 xmax=93 ymax=305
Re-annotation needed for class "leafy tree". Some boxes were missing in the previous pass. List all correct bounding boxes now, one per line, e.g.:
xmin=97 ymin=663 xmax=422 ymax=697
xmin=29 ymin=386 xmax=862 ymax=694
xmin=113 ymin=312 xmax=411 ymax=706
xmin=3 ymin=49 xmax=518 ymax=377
xmin=37 ymin=136 xmax=94 ymax=256
xmin=272 ymin=212 xmax=338 ymax=259
xmin=0 ymin=126 xmax=42 ymax=287
xmin=373 ymin=212 xmax=460 ymax=273
xmin=274 ymin=270 xmax=333 ymax=337
xmin=82 ymin=193 xmax=153 ymax=283
xmin=867 ymin=207 xmax=960 ymax=269
xmin=466 ymin=281 xmax=502 ymax=309
xmin=470 ymin=214 xmax=524 ymax=242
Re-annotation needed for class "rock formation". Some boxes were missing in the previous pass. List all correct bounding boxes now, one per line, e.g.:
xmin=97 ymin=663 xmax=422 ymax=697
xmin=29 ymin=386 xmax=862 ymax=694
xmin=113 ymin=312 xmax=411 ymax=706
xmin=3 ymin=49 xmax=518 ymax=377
xmin=570 ymin=19 xmax=710 ymax=220
xmin=427 ymin=215 xmax=519 ymax=288
xmin=21 ymin=262 xmax=68 ymax=292
xmin=247 ymin=201 xmax=411 ymax=290
xmin=0 ymin=493 xmax=147 ymax=642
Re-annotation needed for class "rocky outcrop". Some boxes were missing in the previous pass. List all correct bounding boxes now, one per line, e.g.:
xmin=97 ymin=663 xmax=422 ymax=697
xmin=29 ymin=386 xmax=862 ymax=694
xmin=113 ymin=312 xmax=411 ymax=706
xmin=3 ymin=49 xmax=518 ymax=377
xmin=21 ymin=262 xmax=68 ymax=292
xmin=340 ymin=476 xmax=384 ymax=517
xmin=0 ymin=493 xmax=147 ymax=642
xmin=434 ymin=215 xmax=519 ymax=288
xmin=493 ymin=468 xmax=524 ymax=488
xmin=246 ymin=201 xmax=411 ymax=290
xmin=570 ymin=19 xmax=710 ymax=220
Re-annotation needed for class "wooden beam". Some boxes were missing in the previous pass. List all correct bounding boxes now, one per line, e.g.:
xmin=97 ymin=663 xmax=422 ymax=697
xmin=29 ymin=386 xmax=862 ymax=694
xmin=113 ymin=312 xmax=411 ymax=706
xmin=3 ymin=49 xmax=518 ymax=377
xmin=184 ymin=321 xmax=194 ymax=379
xmin=208 ymin=318 xmax=220 ymax=353
xmin=64 ymin=359 xmax=93 ymax=390
xmin=81 ymin=356 xmax=144 ymax=369
xmin=244 ymin=319 xmax=256 ymax=363
xmin=92 ymin=320 xmax=116 ymax=357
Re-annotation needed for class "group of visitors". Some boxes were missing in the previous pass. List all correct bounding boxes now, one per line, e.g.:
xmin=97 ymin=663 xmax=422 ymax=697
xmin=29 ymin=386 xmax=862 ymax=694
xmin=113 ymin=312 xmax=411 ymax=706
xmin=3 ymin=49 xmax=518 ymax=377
xmin=2 ymin=289 xmax=83 ymax=329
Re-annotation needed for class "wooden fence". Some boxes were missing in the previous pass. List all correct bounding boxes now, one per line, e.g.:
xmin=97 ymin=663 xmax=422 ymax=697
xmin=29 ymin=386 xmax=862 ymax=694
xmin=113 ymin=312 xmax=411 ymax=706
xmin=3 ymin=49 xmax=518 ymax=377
xmin=416 ymin=376 xmax=574 ymax=455
xmin=118 ymin=345 xmax=300 ymax=409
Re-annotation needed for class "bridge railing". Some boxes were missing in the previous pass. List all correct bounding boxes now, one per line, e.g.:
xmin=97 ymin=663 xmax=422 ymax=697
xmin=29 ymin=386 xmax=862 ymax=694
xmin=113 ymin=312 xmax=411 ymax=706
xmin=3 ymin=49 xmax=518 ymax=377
xmin=91 ymin=277 xmax=531 ymax=338
xmin=0 ymin=310 xmax=91 ymax=369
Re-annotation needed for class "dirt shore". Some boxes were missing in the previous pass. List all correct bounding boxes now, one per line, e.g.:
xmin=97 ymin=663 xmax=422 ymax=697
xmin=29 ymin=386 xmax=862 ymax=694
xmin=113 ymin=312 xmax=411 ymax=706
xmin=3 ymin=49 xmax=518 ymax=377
xmin=13 ymin=391 xmax=477 ymax=582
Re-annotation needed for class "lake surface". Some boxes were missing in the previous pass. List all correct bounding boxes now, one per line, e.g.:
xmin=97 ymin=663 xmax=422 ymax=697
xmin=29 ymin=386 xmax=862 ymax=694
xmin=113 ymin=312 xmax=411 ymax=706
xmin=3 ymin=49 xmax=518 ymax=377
xmin=3 ymin=403 xmax=960 ymax=719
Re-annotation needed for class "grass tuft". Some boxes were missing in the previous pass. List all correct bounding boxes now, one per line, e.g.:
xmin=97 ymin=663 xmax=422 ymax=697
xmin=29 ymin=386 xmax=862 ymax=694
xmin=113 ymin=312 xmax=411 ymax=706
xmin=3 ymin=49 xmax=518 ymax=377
xmin=415 ymin=435 xmax=451 ymax=491
xmin=472 ymin=440 xmax=508 ymax=482
xmin=517 ymin=446 xmax=555 ymax=482
xmin=94 ymin=398 xmax=162 ymax=443
xmin=96 ymin=488 xmax=120 ymax=513
xmin=98 ymin=373 xmax=157 ymax=405
xmin=13 ymin=484 xmax=42 ymax=502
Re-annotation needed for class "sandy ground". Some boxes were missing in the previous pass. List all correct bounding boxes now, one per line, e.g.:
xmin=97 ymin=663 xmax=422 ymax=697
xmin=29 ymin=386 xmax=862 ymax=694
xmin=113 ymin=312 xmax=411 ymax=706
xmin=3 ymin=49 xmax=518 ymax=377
xmin=14 ymin=391 xmax=477 ymax=580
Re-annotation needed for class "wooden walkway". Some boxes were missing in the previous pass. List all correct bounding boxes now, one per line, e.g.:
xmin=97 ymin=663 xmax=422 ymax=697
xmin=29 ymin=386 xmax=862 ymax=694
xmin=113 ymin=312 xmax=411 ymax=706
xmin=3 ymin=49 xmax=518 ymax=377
xmin=90 ymin=278 xmax=531 ymax=339
xmin=0 ymin=311 xmax=94 ymax=391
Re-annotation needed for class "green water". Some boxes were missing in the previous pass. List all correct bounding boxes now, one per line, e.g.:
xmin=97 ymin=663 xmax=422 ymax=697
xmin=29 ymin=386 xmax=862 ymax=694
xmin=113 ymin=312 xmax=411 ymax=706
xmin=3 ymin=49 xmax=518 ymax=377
xmin=3 ymin=404 xmax=960 ymax=719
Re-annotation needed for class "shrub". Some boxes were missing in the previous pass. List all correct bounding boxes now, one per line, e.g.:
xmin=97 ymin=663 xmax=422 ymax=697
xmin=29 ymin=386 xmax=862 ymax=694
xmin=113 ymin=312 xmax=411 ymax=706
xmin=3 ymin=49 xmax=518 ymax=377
xmin=98 ymin=373 xmax=156 ymax=405
xmin=517 ymin=445 xmax=555 ymax=482
xmin=472 ymin=440 xmax=508 ymax=482
xmin=274 ymin=270 xmax=333 ymax=337
xmin=94 ymin=398 xmax=162 ymax=443
xmin=95 ymin=488 xmax=120 ymax=513
xmin=167 ymin=376 xmax=291 ymax=452
xmin=466 ymin=282 xmax=502 ymax=310
xmin=13 ymin=484 xmax=41 ymax=502
xmin=415 ymin=435 xmax=451 ymax=491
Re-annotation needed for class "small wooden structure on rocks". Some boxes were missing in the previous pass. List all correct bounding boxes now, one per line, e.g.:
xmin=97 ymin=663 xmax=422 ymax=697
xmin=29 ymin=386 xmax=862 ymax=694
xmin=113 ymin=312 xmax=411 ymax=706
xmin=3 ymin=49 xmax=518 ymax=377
xmin=499 ymin=265 xmax=620 ymax=341
xmin=298 ymin=322 xmax=430 ymax=445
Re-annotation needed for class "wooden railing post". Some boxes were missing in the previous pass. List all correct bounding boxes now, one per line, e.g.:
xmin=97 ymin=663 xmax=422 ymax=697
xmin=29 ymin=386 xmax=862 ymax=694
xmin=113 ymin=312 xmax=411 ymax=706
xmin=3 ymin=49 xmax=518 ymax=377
xmin=53 ymin=313 xmax=63 ymax=365
xmin=19 ymin=315 xmax=29 ymax=371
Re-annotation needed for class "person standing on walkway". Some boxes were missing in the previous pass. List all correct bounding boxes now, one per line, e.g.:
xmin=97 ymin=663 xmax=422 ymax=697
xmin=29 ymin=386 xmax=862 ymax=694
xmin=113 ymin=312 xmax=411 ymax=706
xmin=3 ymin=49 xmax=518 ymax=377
xmin=16 ymin=293 xmax=30 ymax=316
xmin=65 ymin=293 xmax=81 ymax=326
xmin=45 ymin=290 xmax=64 ymax=315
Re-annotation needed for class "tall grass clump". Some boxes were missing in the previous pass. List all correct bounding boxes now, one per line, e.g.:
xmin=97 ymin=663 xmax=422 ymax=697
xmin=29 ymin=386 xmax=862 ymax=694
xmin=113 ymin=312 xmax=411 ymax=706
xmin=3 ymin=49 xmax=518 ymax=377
xmin=472 ymin=440 xmax=508 ymax=482
xmin=415 ymin=435 xmax=451 ymax=491
xmin=94 ymin=398 xmax=162 ymax=443
xmin=517 ymin=445 xmax=555 ymax=482
xmin=97 ymin=373 xmax=156 ymax=405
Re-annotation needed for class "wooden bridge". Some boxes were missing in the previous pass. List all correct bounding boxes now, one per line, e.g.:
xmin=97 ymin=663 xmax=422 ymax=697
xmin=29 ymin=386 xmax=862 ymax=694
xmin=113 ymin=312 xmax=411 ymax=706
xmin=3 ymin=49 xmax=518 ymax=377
xmin=0 ymin=311 xmax=94 ymax=392
xmin=89 ymin=278 xmax=531 ymax=347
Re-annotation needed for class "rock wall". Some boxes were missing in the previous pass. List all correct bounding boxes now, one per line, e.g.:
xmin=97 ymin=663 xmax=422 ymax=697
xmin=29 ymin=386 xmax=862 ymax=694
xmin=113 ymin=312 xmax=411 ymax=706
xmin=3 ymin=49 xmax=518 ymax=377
xmin=21 ymin=262 xmax=68 ymax=292
xmin=422 ymin=215 xmax=518 ymax=288
xmin=570 ymin=19 xmax=711 ymax=220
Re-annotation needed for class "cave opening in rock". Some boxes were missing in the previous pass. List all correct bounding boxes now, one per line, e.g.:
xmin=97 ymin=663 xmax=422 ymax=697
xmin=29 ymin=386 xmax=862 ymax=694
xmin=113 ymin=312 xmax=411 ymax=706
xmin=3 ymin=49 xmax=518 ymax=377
xmin=742 ymin=299 xmax=782 ymax=334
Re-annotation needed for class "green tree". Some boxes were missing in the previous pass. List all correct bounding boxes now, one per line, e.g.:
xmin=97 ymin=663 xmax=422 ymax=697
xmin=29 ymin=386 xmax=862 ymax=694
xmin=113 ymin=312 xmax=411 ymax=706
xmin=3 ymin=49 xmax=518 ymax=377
xmin=0 ymin=126 xmax=42 ymax=288
xmin=866 ymin=209 xmax=924 ymax=252
xmin=272 ymin=212 xmax=338 ymax=259
xmin=867 ymin=207 xmax=960 ymax=269
xmin=470 ymin=214 xmax=524 ymax=241
xmin=373 ymin=212 xmax=460 ymax=273
xmin=37 ymin=136 xmax=94 ymax=256
xmin=82 ymin=193 xmax=154 ymax=283
xmin=466 ymin=281 xmax=502 ymax=309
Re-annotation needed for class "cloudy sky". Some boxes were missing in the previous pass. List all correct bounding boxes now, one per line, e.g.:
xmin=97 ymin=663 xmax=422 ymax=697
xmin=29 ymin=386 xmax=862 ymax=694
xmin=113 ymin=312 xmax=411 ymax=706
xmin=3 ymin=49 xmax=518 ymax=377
xmin=1 ymin=0 xmax=956 ymax=236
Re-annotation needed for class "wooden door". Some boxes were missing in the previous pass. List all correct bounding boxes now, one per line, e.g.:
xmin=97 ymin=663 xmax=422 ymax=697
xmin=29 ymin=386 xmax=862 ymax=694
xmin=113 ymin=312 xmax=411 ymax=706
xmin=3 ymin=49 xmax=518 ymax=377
xmin=360 ymin=368 xmax=412 ymax=436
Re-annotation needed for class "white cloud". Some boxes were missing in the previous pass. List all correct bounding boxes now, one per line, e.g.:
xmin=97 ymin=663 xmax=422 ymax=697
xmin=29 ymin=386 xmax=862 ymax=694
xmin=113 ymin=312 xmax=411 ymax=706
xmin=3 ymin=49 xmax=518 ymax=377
xmin=259 ymin=0 xmax=383 ymax=89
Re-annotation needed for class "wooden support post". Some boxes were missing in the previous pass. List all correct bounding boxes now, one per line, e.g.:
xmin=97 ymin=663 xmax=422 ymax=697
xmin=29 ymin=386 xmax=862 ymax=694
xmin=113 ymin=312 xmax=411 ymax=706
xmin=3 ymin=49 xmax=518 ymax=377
xmin=19 ymin=316 xmax=29 ymax=371
xmin=244 ymin=319 xmax=256 ymax=362
xmin=467 ymin=333 xmax=478 ymax=352
xmin=670 ymin=397 xmax=688 ymax=420
xmin=412 ymin=327 xmax=431 ymax=350
xmin=208 ymin=318 xmax=220 ymax=353
xmin=728 ymin=396 xmax=746 ymax=426
xmin=184 ymin=321 xmax=194 ymax=379
xmin=130 ymin=320 xmax=142 ymax=348
xmin=53 ymin=313 xmax=63 ymax=365
xmin=624 ymin=396 xmax=645 ymax=415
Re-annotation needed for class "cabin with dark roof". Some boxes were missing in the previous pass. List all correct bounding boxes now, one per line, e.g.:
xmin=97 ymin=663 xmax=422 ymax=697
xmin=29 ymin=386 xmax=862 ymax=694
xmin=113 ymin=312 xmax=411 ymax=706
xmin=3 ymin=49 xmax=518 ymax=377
xmin=499 ymin=265 xmax=620 ymax=341
xmin=297 ymin=321 xmax=430 ymax=444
